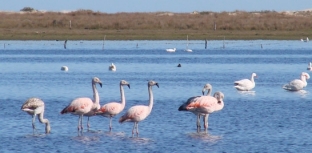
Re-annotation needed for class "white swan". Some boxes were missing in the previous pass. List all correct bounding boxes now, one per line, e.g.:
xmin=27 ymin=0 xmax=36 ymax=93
xmin=109 ymin=63 xmax=116 ymax=71
xmin=307 ymin=62 xmax=312 ymax=71
xmin=301 ymin=37 xmax=309 ymax=42
xmin=283 ymin=72 xmax=310 ymax=91
xmin=234 ymin=73 xmax=257 ymax=91
xmin=166 ymin=48 xmax=176 ymax=52
xmin=61 ymin=66 xmax=68 ymax=71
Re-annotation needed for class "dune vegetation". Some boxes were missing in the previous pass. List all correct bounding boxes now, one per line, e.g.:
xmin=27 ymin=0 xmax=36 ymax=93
xmin=1 ymin=8 xmax=312 ymax=40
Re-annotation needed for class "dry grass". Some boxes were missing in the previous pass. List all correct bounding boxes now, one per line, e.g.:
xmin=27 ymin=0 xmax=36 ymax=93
xmin=0 ymin=10 xmax=312 ymax=40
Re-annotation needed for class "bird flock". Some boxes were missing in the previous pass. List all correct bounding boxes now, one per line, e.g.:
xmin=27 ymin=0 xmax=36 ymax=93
xmin=21 ymin=68 xmax=310 ymax=137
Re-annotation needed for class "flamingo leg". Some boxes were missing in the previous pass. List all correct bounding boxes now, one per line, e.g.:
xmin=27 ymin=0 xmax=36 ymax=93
xmin=204 ymin=114 xmax=209 ymax=133
xmin=196 ymin=115 xmax=201 ymax=133
xmin=32 ymin=114 xmax=37 ymax=135
xmin=77 ymin=115 xmax=81 ymax=131
xmin=109 ymin=116 xmax=112 ymax=132
xmin=132 ymin=122 xmax=136 ymax=137
xmin=87 ymin=117 xmax=90 ymax=131
xmin=135 ymin=122 xmax=139 ymax=137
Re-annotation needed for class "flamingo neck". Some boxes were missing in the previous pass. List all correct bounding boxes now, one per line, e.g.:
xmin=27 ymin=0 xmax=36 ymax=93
xmin=120 ymin=84 xmax=126 ymax=108
xmin=92 ymin=83 xmax=100 ymax=104
xmin=38 ymin=111 xmax=50 ymax=133
xmin=148 ymin=85 xmax=154 ymax=111
xmin=206 ymin=88 xmax=212 ymax=96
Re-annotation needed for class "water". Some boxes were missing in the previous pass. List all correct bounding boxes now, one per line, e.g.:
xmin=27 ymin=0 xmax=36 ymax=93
xmin=1 ymin=40 xmax=312 ymax=152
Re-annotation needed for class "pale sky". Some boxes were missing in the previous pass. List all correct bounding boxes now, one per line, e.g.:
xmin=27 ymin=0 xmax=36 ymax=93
xmin=1 ymin=0 xmax=312 ymax=13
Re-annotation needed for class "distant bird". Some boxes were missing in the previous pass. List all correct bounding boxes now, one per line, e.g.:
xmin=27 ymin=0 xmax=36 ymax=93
xmin=64 ymin=39 xmax=68 ymax=49
xmin=109 ymin=63 xmax=116 ymax=71
xmin=177 ymin=64 xmax=181 ymax=67
xmin=60 ymin=77 xmax=102 ymax=132
xmin=301 ymin=37 xmax=309 ymax=42
xmin=307 ymin=62 xmax=312 ymax=71
xmin=234 ymin=73 xmax=257 ymax=91
xmin=283 ymin=72 xmax=310 ymax=91
xmin=21 ymin=98 xmax=51 ymax=134
xmin=205 ymin=39 xmax=208 ymax=49
xmin=96 ymin=80 xmax=130 ymax=132
xmin=61 ymin=66 xmax=68 ymax=71
xmin=119 ymin=80 xmax=159 ymax=137
xmin=179 ymin=88 xmax=224 ymax=133
xmin=166 ymin=48 xmax=176 ymax=52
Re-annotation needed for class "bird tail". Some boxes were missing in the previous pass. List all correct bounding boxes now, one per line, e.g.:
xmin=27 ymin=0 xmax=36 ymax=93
xmin=60 ymin=106 xmax=70 ymax=114
xmin=282 ymin=84 xmax=290 ymax=90
xmin=119 ymin=115 xmax=128 ymax=123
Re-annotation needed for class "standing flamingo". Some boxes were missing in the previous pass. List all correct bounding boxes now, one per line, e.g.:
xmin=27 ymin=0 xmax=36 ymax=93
xmin=60 ymin=77 xmax=102 ymax=132
xmin=96 ymin=80 xmax=130 ymax=132
xmin=283 ymin=72 xmax=310 ymax=91
xmin=179 ymin=88 xmax=224 ymax=133
xmin=119 ymin=80 xmax=159 ymax=137
xmin=179 ymin=83 xmax=213 ymax=132
xmin=234 ymin=73 xmax=257 ymax=91
xmin=21 ymin=97 xmax=51 ymax=134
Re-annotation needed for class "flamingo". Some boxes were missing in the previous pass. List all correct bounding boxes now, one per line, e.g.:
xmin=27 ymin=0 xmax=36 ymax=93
xmin=96 ymin=80 xmax=130 ymax=132
xmin=179 ymin=90 xmax=224 ymax=133
xmin=234 ymin=73 xmax=257 ymax=91
xmin=60 ymin=77 xmax=102 ymax=132
xmin=307 ymin=62 xmax=312 ymax=71
xmin=119 ymin=80 xmax=159 ymax=137
xmin=21 ymin=97 xmax=51 ymax=134
xmin=283 ymin=72 xmax=310 ymax=91
xmin=109 ymin=63 xmax=116 ymax=71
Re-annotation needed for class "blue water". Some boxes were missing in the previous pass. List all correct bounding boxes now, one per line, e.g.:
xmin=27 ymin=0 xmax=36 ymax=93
xmin=1 ymin=40 xmax=312 ymax=152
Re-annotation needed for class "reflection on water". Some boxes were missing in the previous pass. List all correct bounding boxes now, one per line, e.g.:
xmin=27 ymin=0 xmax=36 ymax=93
xmin=188 ymin=132 xmax=222 ymax=143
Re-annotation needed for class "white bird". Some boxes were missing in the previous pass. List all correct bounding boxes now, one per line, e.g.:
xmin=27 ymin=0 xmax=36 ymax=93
xmin=301 ymin=37 xmax=309 ymax=42
xmin=109 ymin=63 xmax=116 ymax=71
xmin=234 ymin=73 xmax=257 ymax=91
xmin=96 ymin=80 xmax=130 ymax=132
xmin=61 ymin=66 xmax=68 ymax=71
xmin=60 ymin=77 xmax=102 ymax=132
xmin=21 ymin=98 xmax=51 ymax=134
xmin=166 ymin=48 xmax=176 ymax=52
xmin=307 ymin=62 xmax=312 ymax=71
xmin=119 ymin=80 xmax=159 ymax=137
xmin=283 ymin=72 xmax=310 ymax=91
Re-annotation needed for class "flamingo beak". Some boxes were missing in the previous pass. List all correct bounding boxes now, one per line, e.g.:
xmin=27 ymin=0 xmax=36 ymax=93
xmin=155 ymin=83 xmax=159 ymax=88
xmin=99 ymin=82 xmax=102 ymax=88
xmin=127 ymin=84 xmax=130 ymax=89
xmin=202 ymin=91 xmax=205 ymax=95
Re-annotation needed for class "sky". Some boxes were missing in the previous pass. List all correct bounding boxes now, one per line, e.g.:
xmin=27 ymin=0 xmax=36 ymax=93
xmin=1 ymin=0 xmax=312 ymax=13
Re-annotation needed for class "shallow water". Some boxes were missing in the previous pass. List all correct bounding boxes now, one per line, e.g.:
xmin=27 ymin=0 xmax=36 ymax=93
xmin=1 ymin=40 xmax=312 ymax=152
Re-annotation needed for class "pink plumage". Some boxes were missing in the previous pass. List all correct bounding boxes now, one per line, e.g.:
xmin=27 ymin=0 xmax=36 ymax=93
xmin=96 ymin=80 xmax=130 ymax=132
xmin=60 ymin=77 xmax=102 ymax=132
xmin=119 ymin=80 xmax=159 ymax=137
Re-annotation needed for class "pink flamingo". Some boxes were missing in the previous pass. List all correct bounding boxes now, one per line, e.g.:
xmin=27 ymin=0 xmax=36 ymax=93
xmin=60 ymin=77 xmax=102 ymax=132
xmin=21 ymin=97 xmax=51 ymax=134
xmin=96 ymin=80 xmax=130 ymax=132
xmin=119 ymin=80 xmax=159 ymax=137
xmin=179 ymin=83 xmax=213 ymax=132
xmin=179 ymin=85 xmax=224 ymax=133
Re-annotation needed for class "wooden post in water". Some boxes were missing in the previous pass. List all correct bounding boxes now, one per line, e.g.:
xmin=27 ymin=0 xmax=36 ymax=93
xmin=69 ymin=20 xmax=72 ymax=29
xmin=223 ymin=36 xmax=225 ymax=49
xmin=102 ymin=35 xmax=106 ymax=50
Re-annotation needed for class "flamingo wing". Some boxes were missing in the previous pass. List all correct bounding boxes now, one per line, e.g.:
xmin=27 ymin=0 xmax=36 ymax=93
xmin=178 ymin=96 xmax=201 ymax=111
xmin=97 ymin=102 xmax=123 ymax=117
xmin=119 ymin=105 xmax=149 ymax=123
xmin=60 ymin=97 xmax=93 ymax=115
xmin=185 ymin=96 xmax=219 ymax=114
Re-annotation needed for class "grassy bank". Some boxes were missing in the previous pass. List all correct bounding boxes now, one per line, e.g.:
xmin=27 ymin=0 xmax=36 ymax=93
xmin=1 ymin=10 xmax=312 ymax=40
